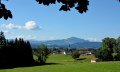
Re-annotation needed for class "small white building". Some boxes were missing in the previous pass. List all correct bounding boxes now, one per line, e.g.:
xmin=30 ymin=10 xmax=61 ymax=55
xmin=64 ymin=51 xmax=66 ymax=55
xmin=86 ymin=51 xmax=92 ymax=55
xmin=61 ymin=51 xmax=66 ymax=55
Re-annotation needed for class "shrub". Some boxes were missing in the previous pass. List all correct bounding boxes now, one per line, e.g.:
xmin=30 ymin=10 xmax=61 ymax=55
xmin=71 ymin=51 xmax=80 ymax=59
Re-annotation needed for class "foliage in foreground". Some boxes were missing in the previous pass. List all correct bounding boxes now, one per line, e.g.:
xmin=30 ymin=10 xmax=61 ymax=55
xmin=1 ymin=0 xmax=120 ymax=20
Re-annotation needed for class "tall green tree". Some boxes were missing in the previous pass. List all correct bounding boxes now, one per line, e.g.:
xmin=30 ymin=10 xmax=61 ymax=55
xmin=36 ymin=44 xmax=49 ymax=64
xmin=95 ymin=37 xmax=116 ymax=61
xmin=102 ymin=37 xmax=116 ymax=53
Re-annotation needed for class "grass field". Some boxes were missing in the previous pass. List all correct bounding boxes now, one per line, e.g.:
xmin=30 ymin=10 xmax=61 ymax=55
xmin=0 ymin=54 xmax=120 ymax=72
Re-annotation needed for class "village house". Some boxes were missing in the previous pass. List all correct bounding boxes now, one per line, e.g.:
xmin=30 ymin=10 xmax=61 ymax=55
xmin=85 ymin=51 xmax=92 ymax=55
xmin=91 ymin=58 xmax=101 ymax=63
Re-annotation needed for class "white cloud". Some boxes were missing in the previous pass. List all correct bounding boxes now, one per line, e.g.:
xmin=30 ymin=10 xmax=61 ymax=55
xmin=5 ymin=23 xmax=14 ymax=29
xmin=2 ymin=21 xmax=41 ymax=30
xmin=5 ymin=23 xmax=22 ymax=29
xmin=24 ymin=21 xmax=39 ymax=30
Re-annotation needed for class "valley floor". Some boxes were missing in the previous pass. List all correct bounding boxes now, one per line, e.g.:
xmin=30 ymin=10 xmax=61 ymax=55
xmin=0 ymin=54 xmax=120 ymax=72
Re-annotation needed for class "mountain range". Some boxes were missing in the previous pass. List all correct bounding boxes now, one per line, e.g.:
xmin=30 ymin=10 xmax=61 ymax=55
xmin=29 ymin=37 xmax=102 ymax=49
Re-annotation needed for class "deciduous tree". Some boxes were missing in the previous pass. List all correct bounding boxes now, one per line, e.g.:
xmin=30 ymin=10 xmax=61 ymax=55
xmin=36 ymin=44 xmax=49 ymax=64
xmin=102 ymin=37 xmax=116 ymax=53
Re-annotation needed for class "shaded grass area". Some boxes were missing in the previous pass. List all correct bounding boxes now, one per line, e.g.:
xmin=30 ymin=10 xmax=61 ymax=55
xmin=0 ymin=54 xmax=120 ymax=72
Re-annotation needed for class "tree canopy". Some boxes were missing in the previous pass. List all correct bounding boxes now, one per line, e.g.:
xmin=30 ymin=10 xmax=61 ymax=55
xmin=36 ymin=0 xmax=89 ymax=13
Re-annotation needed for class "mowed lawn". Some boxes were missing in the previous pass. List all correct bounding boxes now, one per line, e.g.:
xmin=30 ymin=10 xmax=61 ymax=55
xmin=0 ymin=54 xmax=120 ymax=72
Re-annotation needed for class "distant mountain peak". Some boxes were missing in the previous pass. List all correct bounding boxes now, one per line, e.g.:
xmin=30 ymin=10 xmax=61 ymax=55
xmin=65 ymin=37 xmax=88 ymax=44
xmin=67 ymin=37 xmax=80 ymax=40
xmin=30 ymin=37 xmax=101 ymax=48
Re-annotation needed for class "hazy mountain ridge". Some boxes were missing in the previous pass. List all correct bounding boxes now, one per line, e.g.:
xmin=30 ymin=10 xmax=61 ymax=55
xmin=29 ymin=37 xmax=102 ymax=48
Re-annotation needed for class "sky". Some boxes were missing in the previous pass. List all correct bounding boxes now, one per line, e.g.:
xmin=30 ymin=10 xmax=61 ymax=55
xmin=0 ymin=0 xmax=120 ymax=41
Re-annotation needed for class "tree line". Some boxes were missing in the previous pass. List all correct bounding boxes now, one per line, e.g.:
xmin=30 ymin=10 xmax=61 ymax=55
xmin=0 ymin=31 xmax=34 ymax=68
xmin=0 ymin=31 xmax=49 ymax=68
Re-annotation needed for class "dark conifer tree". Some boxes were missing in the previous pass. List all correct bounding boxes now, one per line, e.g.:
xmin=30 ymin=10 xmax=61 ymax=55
xmin=0 ymin=31 xmax=6 ymax=48
xmin=0 ymin=32 xmax=34 ymax=68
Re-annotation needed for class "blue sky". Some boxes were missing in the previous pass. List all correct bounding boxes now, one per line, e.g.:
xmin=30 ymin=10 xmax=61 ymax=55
xmin=0 ymin=0 xmax=120 ymax=41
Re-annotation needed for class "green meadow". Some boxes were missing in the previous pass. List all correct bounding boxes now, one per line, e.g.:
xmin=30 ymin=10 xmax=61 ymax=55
xmin=0 ymin=54 xmax=120 ymax=72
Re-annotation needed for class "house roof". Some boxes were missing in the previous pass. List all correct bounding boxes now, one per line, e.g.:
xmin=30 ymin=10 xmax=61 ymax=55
xmin=91 ymin=58 xmax=99 ymax=61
